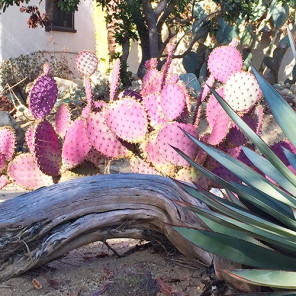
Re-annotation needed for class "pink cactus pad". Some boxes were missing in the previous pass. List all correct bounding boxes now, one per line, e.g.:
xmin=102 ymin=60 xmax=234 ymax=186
xmin=156 ymin=122 xmax=199 ymax=167
xmin=28 ymin=74 xmax=58 ymax=120
xmin=201 ymin=75 xmax=215 ymax=102
xmin=130 ymin=155 xmax=160 ymax=175
xmin=55 ymin=104 xmax=71 ymax=138
xmin=105 ymin=98 xmax=148 ymax=143
xmin=0 ymin=153 xmax=6 ymax=173
xmin=86 ymin=111 xmax=130 ymax=158
xmin=0 ymin=127 xmax=15 ymax=161
xmin=34 ymin=120 xmax=61 ymax=176
xmin=84 ymin=76 xmax=94 ymax=105
xmin=93 ymin=100 xmax=107 ymax=110
xmin=25 ymin=125 xmax=36 ymax=154
xmin=206 ymin=88 xmax=231 ymax=146
xmin=76 ymin=50 xmax=98 ymax=76
xmin=109 ymin=59 xmax=121 ymax=101
xmin=208 ymin=45 xmax=243 ymax=83
xmin=206 ymin=87 xmax=225 ymax=128
xmin=0 ymin=175 xmax=8 ymax=189
xmin=161 ymin=42 xmax=176 ymax=88
xmin=81 ymin=103 xmax=92 ymax=118
xmin=160 ymin=84 xmax=186 ymax=121
xmin=143 ymin=58 xmax=159 ymax=89
xmin=141 ymin=74 xmax=162 ymax=97
xmin=224 ymin=71 xmax=262 ymax=112
xmin=85 ymin=148 xmax=102 ymax=167
xmin=143 ymin=93 xmax=168 ymax=129
xmin=8 ymin=153 xmax=53 ymax=190
xmin=62 ymin=118 xmax=91 ymax=169
xmin=145 ymin=135 xmax=175 ymax=176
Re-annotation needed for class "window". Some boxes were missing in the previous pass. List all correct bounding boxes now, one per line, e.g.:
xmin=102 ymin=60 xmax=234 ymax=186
xmin=45 ymin=0 xmax=76 ymax=33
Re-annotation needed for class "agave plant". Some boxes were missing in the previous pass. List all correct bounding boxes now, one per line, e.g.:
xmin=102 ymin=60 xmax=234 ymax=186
xmin=173 ymin=51 xmax=296 ymax=289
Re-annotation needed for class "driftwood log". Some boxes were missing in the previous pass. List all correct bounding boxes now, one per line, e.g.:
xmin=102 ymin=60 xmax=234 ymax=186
xmin=0 ymin=173 xmax=214 ymax=282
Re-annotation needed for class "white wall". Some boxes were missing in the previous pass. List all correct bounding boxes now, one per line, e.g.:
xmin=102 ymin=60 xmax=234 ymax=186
xmin=0 ymin=0 xmax=96 ymax=77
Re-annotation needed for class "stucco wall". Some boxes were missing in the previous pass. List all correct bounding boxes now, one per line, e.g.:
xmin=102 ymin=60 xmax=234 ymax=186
xmin=0 ymin=0 xmax=96 ymax=77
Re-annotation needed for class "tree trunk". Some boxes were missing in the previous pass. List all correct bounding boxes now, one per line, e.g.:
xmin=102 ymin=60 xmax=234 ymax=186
xmin=0 ymin=174 xmax=213 ymax=282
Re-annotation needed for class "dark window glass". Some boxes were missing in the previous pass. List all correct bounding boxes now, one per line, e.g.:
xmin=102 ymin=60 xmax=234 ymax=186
xmin=45 ymin=0 xmax=76 ymax=33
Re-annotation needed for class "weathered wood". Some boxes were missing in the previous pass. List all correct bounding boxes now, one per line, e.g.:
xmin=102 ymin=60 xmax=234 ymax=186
xmin=0 ymin=173 xmax=213 ymax=281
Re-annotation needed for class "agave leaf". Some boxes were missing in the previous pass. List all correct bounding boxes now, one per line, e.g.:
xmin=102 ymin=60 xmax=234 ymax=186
xmin=227 ymin=269 xmax=296 ymax=289
xmin=224 ymin=189 xmax=245 ymax=207
xmin=178 ymin=180 xmax=296 ymax=241
xmin=187 ymin=205 xmax=296 ymax=252
xmin=231 ymin=181 xmax=296 ymax=223
xmin=174 ymin=226 xmax=296 ymax=270
xmin=242 ymin=146 xmax=296 ymax=196
xmin=180 ymin=131 xmax=296 ymax=210
xmin=197 ymin=212 xmax=270 ymax=248
xmin=283 ymin=147 xmax=296 ymax=172
xmin=251 ymin=67 xmax=296 ymax=153
xmin=210 ymin=85 xmax=296 ymax=188
xmin=287 ymin=26 xmax=296 ymax=61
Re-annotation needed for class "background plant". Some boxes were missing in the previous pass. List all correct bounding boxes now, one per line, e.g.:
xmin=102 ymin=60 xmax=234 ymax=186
xmin=0 ymin=51 xmax=73 ymax=101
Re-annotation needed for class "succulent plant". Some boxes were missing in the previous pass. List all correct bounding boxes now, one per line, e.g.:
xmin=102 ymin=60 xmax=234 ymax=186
xmin=173 ymin=66 xmax=296 ymax=290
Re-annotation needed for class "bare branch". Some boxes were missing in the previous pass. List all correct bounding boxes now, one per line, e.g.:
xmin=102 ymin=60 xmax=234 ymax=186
xmin=155 ymin=0 xmax=167 ymax=18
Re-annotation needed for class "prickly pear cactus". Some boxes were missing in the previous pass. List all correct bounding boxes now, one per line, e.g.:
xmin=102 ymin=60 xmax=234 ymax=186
xmin=25 ymin=125 xmax=36 ymax=154
xmin=0 ymin=153 xmax=6 ymax=174
xmin=62 ymin=118 xmax=91 ymax=170
xmin=105 ymin=98 xmax=148 ymax=143
xmin=34 ymin=120 xmax=61 ymax=176
xmin=28 ymin=72 xmax=58 ymax=120
xmin=109 ymin=59 xmax=121 ymax=101
xmin=86 ymin=111 xmax=131 ymax=159
xmin=156 ymin=122 xmax=199 ymax=167
xmin=224 ymin=71 xmax=262 ymax=112
xmin=0 ymin=175 xmax=9 ymax=190
xmin=160 ymin=84 xmax=186 ymax=121
xmin=0 ymin=127 xmax=16 ymax=161
xmin=8 ymin=153 xmax=53 ymax=190
xmin=55 ymin=104 xmax=72 ymax=138
xmin=207 ymin=43 xmax=243 ymax=83
xmin=76 ymin=50 xmax=98 ymax=76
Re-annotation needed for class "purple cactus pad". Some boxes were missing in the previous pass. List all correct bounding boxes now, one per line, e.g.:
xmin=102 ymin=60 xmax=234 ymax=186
xmin=0 ymin=153 xmax=6 ymax=173
xmin=109 ymin=59 xmax=121 ymax=101
xmin=25 ymin=125 xmax=36 ymax=154
xmin=130 ymin=156 xmax=160 ymax=175
xmin=34 ymin=120 xmax=61 ymax=176
xmin=28 ymin=75 xmax=58 ymax=120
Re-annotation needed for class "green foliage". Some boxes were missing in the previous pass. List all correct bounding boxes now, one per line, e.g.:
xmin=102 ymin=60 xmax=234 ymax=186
xmin=0 ymin=51 xmax=73 ymax=98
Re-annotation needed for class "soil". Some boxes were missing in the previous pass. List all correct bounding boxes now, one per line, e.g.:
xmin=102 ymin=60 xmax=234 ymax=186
xmin=0 ymin=108 xmax=286 ymax=296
